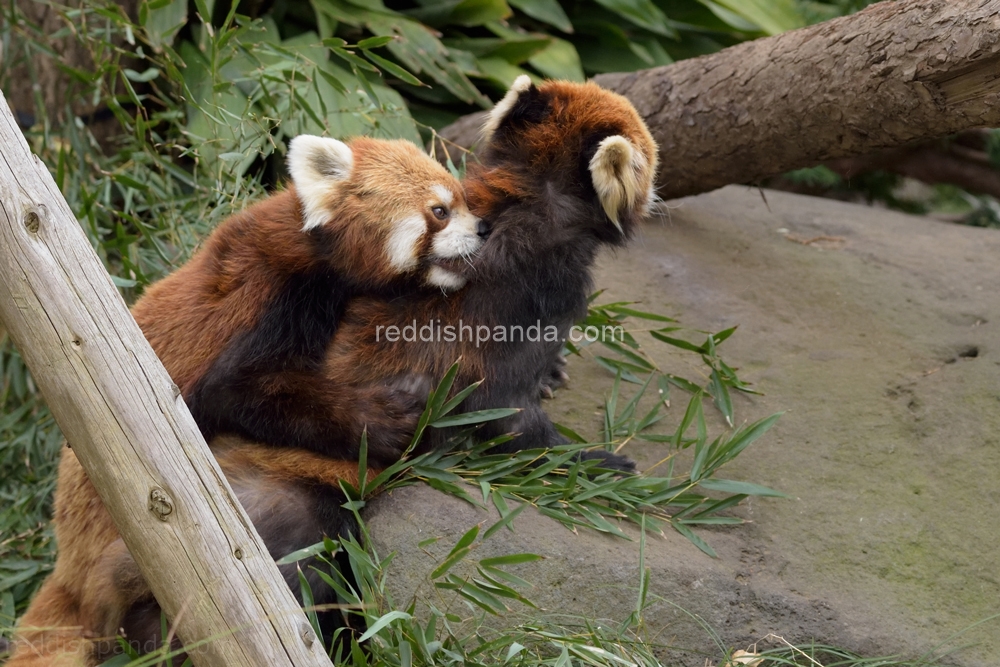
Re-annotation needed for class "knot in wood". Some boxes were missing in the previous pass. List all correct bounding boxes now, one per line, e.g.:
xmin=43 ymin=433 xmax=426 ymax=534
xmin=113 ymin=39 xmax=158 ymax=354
xmin=148 ymin=488 xmax=173 ymax=521
xmin=299 ymin=622 xmax=316 ymax=647
xmin=24 ymin=210 xmax=40 ymax=234
xmin=233 ymin=547 xmax=243 ymax=560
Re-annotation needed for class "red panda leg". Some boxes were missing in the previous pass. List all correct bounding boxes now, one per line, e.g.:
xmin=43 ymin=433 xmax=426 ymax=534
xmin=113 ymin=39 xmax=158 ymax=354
xmin=6 ymin=578 xmax=91 ymax=667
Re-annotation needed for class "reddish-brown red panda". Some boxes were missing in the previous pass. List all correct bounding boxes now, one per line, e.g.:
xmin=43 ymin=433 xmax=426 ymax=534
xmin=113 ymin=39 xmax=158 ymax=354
xmin=134 ymin=135 xmax=483 ymax=465
xmin=6 ymin=135 xmax=483 ymax=667
xmin=9 ymin=79 xmax=659 ymax=666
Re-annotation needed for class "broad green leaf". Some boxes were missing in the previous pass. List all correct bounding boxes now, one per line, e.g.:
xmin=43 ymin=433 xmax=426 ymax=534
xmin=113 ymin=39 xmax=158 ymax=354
xmin=509 ymin=0 xmax=573 ymax=33
xmin=143 ymin=0 xmax=187 ymax=50
xmin=702 ymin=0 xmax=803 ymax=35
xmin=528 ymin=38 xmax=584 ymax=82
xmin=451 ymin=0 xmax=513 ymax=26
xmin=591 ymin=0 xmax=675 ymax=37
xmin=475 ymin=57 xmax=537 ymax=89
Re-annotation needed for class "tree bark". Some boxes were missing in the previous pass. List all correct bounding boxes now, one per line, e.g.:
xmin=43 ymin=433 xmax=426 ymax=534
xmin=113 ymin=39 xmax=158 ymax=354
xmin=436 ymin=0 xmax=1000 ymax=201
xmin=0 ymin=90 xmax=333 ymax=667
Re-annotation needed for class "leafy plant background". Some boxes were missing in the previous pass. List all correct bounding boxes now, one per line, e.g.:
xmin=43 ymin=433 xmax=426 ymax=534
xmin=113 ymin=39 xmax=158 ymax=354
xmin=0 ymin=0 xmax=974 ymax=663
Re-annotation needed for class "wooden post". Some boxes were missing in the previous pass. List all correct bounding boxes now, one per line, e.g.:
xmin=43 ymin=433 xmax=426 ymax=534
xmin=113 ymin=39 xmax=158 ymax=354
xmin=0 ymin=91 xmax=333 ymax=667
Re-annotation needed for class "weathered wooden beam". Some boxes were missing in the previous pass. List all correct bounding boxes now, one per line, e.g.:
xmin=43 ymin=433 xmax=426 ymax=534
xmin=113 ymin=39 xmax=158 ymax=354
xmin=0 ymin=90 xmax=333 ymax=667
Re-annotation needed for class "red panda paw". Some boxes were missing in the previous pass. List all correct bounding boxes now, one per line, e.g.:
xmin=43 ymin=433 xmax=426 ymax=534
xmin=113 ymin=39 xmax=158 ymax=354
xmin=353 ymin=375 xmax=432 ymax=465
xmin=539 ymin=354 xmax=570 ymax=399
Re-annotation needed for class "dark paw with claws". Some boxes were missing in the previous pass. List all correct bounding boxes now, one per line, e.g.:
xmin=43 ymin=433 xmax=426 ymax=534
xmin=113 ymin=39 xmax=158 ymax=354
xmin=539 ymin=354 xmax=570 ymax=399
xmin=576 ymin=449 xmax=636 ymax=474
xmin=357 ymin=374 xmax=433 ymax=464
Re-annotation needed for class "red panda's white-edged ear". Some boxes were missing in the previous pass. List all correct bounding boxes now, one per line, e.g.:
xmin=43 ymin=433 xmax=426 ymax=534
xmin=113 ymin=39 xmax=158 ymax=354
xmin=588 ymin=135 xmax=648 ymax=232
xmin=288 ymin=135 xmax=354 ymax=231
xmin=480 ymin=74 xmax=535 ymax=141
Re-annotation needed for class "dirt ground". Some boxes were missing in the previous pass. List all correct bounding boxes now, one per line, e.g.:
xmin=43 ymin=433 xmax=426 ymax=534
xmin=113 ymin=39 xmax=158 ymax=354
xmin=368 ymin=186 xmax=1000 ymax=664
xmin=557 ymin=186 xmax=1000 ymax=659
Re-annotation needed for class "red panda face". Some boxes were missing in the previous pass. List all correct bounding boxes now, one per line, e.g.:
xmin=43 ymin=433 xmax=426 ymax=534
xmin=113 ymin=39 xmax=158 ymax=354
xmin=478 ymin=76 xmax=659 ymax=239
xmin=288 ymin=135 xmax=481 ymax=290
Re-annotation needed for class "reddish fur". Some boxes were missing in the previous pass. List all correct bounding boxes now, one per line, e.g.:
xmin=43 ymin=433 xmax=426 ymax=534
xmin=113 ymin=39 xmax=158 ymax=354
xmin=9 ymin=137 xmax=463 ymax=666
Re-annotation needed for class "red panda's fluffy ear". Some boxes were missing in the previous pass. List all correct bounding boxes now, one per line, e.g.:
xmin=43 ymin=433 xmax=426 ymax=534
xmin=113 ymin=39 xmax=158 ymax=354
xmin=288 ymin=135 xmax=354 ymax=231
xmin=481 ymin=74 xmax=542 ymax=141
xmin=588 ymin=135 xmax=650 ymax=232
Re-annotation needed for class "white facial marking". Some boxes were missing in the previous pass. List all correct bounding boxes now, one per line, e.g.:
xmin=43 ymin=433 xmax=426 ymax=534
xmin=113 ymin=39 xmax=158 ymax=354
xmin=431 ymin=184 xmax=454 ymax=207
xmin=431 ymin=209 xmax=482 ymax=259
xmin=288 ymin=135 xmax=354 ymax=231
xmin=426 ymin=266 xmax=467 ymax=290
xmin=588 ymin=135 xmax=648 ymax=231
xmin=385 ymin=214 xmax=426 ymax=271
xmin=480 ymin=74 xmax=534 ymax=141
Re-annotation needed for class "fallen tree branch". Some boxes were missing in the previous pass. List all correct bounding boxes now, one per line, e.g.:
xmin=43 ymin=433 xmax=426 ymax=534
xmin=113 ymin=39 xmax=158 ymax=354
xmin=436 ymin=0 xmax=1000 ymax=201
xmin=0 ymin=89 xmax=333 ymax=667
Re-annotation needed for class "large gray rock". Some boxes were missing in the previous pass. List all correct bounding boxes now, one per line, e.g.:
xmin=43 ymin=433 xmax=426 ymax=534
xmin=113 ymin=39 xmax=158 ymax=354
xmin=365 ymin=187 xmax=1000 ymax=665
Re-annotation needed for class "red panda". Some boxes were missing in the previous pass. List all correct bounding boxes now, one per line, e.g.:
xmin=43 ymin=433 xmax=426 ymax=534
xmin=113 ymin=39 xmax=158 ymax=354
xmin=8 ymin=78 xmax=659 ymax=666
xmin=135 ymin=134 xmax=483 ymax=465
xmin=6 ymin=136 xmax=483 ymax=667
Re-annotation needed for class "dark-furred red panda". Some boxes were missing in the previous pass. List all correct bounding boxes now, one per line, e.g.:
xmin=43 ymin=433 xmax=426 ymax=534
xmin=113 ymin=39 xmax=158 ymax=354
xmin=8 ymin=78 xmax=659 ymax=667
xmin=314 ymin=75 xmax=658 ymax=465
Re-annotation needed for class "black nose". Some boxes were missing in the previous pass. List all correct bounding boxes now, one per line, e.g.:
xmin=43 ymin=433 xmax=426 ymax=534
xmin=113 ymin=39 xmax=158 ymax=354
xmin=477 ymin=218 xmax=491 ymax=238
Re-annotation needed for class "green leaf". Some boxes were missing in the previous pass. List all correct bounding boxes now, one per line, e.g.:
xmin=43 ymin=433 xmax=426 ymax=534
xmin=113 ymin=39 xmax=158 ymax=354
xmin=479 ymin=553 xmax=543 ymax=567
xmin=451 ymin=0 xmax=513 ymax=26
xmin=605 ymin=305 xmax=677 ymax=322
xmin=124 ymin=67 xmax=161 ymax=82
xmin=528 ymin=38 xmax=584 ymax=82
xmin=358 ymin=610 xmax=413 ymax=642
xmin=697 ymin=478 xmax=787 ymax=498
xmin=650 ymin=330 xmax=705 ymax=353
xmin=363 ymin=50 xmax=425 ymax=85
xmin=475 ymin=57 xmax=536 ymax=89
xmin=331 ymin=47 xmax=380 ymax=73
xmin=110 ymin=275 xmax=138 ymax=288
xmin=708 ymin=369 xmax=733 ymax=427
xmin=483 ymin=501 xmax=527 ymax=539
xmin=437 ymin=379 xmax=483 ymax=417
xmin=275 ymin=541 xmax=330 ymax=565
xmin=357 ymin=35 xmax=395 ymax=49
xmin=509 ymin=0 xmax=573 ymax=33
xmin=431 ymin=408 xmax=519 ymax=428
xmin=671 ymin=520 xmax=716 ymax=557
xmin=704 ymin=0 xmax=803 ymax=35
xmin=591 ymin=0 xmax=675 ymax=37
xmin=142 ymin=0 xmax=187 ymax=50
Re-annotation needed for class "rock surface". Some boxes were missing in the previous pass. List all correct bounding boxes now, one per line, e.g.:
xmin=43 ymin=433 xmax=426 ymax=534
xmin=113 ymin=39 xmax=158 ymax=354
xmin=365 ymin=187 xmax=1000 ymax=665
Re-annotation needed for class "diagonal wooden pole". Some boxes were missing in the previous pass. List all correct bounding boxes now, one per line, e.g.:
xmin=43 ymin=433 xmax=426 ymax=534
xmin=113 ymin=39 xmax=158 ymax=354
xmin=0 ymin=91 xmax=333 ymax=667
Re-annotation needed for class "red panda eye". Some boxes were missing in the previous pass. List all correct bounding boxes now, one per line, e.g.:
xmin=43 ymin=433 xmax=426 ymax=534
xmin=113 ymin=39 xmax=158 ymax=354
xmin=432 ymin=206 xmax=449 ymax=220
